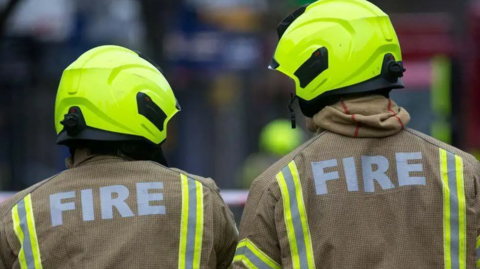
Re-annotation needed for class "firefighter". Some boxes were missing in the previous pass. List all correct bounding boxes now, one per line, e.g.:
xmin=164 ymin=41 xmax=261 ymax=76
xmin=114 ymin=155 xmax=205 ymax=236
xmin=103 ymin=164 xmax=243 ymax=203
xmin=0 ymin=46 xmax=238 ymax=269
xmin=233 ymin=1 xmax=480 ymax=268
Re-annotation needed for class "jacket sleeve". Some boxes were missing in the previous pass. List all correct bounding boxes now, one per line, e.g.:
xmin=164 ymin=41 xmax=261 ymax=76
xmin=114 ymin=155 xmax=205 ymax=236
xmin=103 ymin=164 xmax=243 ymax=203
xmin=473 ymin=159 xmax=480 ymax=265
xmin=0 ymin=220 xmax=10 ymax=269
xmin=212 ymin=190 xmax=239 ymax=269
xmin=233 ymin=179 xmax=281 ymax=269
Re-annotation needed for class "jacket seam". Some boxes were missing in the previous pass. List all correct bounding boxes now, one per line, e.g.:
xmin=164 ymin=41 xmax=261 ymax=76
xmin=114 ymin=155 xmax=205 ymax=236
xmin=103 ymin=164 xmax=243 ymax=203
xmin=404 ymin=129 xmax=477 ymax=168
xmin=149 ymin=161 xmax=217 ymax=192
xmin=292 ymin=131 xmax=329 ymax=161
xmin=256 ymin=131 xmax=329 ymax=212
xmin=0 ymin=173 xmax=61 ymax=219
xmin=256 ymin=131 xmax=329 ymax=201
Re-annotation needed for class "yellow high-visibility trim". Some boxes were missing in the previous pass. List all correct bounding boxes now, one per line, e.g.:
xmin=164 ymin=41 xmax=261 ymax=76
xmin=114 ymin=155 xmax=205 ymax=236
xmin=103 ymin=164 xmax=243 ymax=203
xmin=178 ymin=175 xmax=204 ymax=269
xmin=245 ymin=240 xmax=280 ymax=269
xmin=24 ymin=195 xmax=43 ymax=269
xmin=455 ymin=156 xmax=466 ymax=269
xmin=476 ymin=235 xmax=480 ymax=268
xmin=12 ymin=205 xmax=28 ymax=269
xmin=234 ymin=239 xmax=281 ymax=269
xmin=178 ymin=174 xmax=189 ymax=269
xmin=289 ymin=161 xmax=315 ymax=269
xmin=440 ymin=148 xmax=451 ymax=269
xmin=277 ymin=171 xmax=300 ymax=268
xmin=193 ymin=180 xmax=204 ymax=269
xmin=233 ymin=256 xmax=258 ymax=269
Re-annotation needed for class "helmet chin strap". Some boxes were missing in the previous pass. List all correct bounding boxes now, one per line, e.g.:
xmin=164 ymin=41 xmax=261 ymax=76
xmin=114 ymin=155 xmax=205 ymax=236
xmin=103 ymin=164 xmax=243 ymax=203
xmin=288 ymin=93 xmax=297 ymax=129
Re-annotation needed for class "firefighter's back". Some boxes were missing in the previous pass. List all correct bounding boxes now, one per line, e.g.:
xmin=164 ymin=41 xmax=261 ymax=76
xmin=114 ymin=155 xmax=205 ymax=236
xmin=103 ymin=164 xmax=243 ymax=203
xmin=233 ymin=0 xmax=480 ymax=268
xmin=293 ymin=129 xmax=480 ymax=268
xmin=0 ymin=152 xmax=235 ymax=268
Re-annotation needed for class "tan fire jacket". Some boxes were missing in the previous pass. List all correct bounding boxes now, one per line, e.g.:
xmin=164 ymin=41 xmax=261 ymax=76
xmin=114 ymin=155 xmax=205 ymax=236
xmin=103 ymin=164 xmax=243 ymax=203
xmin=233 ymin=95 xmax=480 ymax=269
xmin=0 ymin=149 xmax=238 ymax=269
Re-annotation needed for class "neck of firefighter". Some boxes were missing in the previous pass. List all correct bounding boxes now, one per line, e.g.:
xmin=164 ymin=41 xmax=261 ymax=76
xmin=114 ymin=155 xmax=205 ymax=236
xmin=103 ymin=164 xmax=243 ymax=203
xmin=308 ymin=94 xmax=411 ymax=138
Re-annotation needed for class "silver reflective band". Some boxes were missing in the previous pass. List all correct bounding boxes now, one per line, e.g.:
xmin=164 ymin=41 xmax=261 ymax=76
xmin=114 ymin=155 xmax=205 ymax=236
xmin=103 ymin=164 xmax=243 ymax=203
xmin=178 ymin=174 xmax=204 ymax=269
xmin=281 ymin=165 xmax=310 ymax=268
xmin=17 ymin=199 xmax=35 ymax=269
xmin=447 ymin=151 xmax=460 ymax=269
xmin=185 ymin=178 xmax=198 ymax=269
xmin=477 ymin=246 xmax=480 ymax=267
xmin=235 ymin=245 xmax=275 ymax=269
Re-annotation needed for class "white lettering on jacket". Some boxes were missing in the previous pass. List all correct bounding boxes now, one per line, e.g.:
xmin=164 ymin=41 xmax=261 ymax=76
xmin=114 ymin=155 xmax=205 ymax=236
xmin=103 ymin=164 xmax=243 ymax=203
xmin=50 ymin=182 xmax=165 ymax=227
xmin=312 ymin=152 xmax=426 ymax=195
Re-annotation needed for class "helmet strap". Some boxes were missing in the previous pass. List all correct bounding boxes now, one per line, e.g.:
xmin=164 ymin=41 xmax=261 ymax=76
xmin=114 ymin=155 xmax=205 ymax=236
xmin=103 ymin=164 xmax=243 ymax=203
xmin=288 ymin=93 xmax=297 ymax=129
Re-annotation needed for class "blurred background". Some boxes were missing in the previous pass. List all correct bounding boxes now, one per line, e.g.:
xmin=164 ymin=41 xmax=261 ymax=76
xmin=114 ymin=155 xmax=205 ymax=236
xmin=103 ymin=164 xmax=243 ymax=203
xmin=0 ymin=0 xmax=480 ymax=220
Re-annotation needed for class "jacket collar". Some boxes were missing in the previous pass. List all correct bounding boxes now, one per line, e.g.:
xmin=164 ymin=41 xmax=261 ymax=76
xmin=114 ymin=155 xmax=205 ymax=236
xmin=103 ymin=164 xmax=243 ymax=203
xmin=66 ymin=148 xmax=131 ymax=169
xmin=312 ymin=95 xmax=410 ymax=138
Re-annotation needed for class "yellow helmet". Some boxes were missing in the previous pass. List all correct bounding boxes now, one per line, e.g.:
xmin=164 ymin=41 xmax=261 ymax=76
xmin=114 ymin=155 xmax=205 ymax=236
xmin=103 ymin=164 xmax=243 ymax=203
xmin=55 ymin=45 xmax=180 ymax=145
xmin=269 ymin=0 xmax=406 ymax=117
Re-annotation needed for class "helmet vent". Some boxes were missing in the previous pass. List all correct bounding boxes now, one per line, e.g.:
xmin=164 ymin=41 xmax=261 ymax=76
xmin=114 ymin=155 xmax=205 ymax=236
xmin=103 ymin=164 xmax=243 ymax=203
xmin=137 ymin=92 xmax=167 ymax=132
xmin=294 ymin=47 xmax=329 ymax=88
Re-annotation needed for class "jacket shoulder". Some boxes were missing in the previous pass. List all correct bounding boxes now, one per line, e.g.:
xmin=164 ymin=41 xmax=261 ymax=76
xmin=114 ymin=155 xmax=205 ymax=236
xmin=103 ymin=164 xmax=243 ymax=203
xmin=155 ymin=163 xmax=220 ymax=193
xmin=0 ymin=174 xmax=60 ymax=219
xmin=404 ymin=128 xmax=479 ymax=168
xmin=252 ymin=132 xmax=328 ymax=188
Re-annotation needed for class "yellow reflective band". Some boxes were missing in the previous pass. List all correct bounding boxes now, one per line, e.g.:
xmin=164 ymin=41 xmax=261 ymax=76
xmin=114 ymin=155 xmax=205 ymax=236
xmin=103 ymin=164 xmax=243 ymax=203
xmin=178 ymin=174 xmax=204 ymax=269
xmin=440 ymin=149 xmax=466 ymax=269
xmin=178 ymin=174 xmax=189 ymax=269
xmin=477 ymin=235 xmax=480 ymax=268
xmin=455 ymin=155 xmax=466 ymax=269
xmin=12 ymin=194 xmax=43 ymax=269
xmin=288 ymin=162 xmax=315 ymax=269
xmin=440 ymin=149 xmax=451 ymax=269
xmin=277 ymin=171 xmax=300 ymax=268
xmin=233 ymin=256 xmax=257 ymax=269
xmin=233 ymin=239 xmax=281 ymax=269
xmin=25 ymin=195 xmax=43 ymax=269
xmin=277 ymin=161 xmax=315 ymax=269
xmin=193 ymin=180 xmax=204 ymax=269
xmin=12 ymin=205 xmax=28 ymax=269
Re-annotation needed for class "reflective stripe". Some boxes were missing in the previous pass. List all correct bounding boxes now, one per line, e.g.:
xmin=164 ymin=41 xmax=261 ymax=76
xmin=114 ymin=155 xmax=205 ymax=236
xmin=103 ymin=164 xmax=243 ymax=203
xmin=178 ymin=174 xmax=204 ymax=269
xmin=233 ymin=239 xmax=281 ymax=269
xmin=476 ymin=235 xmax=480 ymax=268
xmin=276 ymin=161 xmax=315 ymax=269
xmin=12 ymin=194 xmax=43 ymax=269
xmin=439 ymin=149 xmax=466 ymax=269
